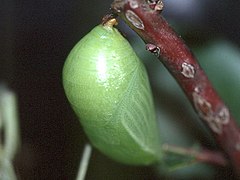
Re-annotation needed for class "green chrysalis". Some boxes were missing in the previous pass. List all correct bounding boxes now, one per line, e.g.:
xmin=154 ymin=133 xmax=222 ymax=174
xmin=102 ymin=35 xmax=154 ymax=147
xmin=63 ymin=19 xmax=161 ymax=165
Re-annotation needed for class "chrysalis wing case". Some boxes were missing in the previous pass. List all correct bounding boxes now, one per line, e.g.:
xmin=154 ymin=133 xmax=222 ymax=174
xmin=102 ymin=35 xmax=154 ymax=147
xmin=63 ymin=20 xmax=161 ymax=165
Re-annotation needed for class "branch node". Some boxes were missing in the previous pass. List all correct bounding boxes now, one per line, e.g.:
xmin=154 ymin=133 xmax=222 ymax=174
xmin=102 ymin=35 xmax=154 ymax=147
xmin=215 ymin=107 xmax=230 ymax=125
xmin=146 ymin=44 xmax=160 ymax=57
xmin=125 ymin=10 xmax=145 ymax=30
xmin=129 ymin=0 xmax=139 ymax=9
xmin=147 ymin=0 xmax=164 ymax=12
xmin=181 ymin=62 xmax=195 ymax=79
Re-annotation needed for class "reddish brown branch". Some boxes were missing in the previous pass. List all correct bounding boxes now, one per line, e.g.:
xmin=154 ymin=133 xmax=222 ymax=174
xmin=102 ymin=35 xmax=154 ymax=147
xmin=162 ymin=144 xmax=227 ymax=167
xmin=111 ymin=0 xmax=240 ymax=175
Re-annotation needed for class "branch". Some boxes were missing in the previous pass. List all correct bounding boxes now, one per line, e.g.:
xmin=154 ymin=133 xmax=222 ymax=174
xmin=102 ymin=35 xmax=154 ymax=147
xmin=111 ymin=0 xmax=240 ymax=175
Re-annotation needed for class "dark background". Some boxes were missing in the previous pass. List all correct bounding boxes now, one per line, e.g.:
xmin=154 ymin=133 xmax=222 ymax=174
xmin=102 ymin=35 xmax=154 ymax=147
xmin=1 ymin=0 xmax=240 ymax=179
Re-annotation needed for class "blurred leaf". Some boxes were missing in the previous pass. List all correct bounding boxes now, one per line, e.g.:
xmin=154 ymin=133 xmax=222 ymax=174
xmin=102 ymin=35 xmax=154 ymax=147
xmin=0 ymin=158 xmax=17 ymax=180
xmin=161 ymin=161 xmax=215 ymax=179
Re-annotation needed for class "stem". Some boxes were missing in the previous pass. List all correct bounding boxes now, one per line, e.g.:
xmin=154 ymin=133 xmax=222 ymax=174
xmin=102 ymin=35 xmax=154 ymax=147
xmin=111 ymin=0 xmax=240 ymax=175
xmin=76 ymin=144 xmax=92 ymax=180
xmin=162 ymin=144 xmax=227 ymax=167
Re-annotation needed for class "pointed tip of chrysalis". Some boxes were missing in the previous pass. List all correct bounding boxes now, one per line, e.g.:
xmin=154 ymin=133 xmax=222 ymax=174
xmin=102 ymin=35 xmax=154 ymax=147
xmin=102 ymin=14 xmax=118 ymax=27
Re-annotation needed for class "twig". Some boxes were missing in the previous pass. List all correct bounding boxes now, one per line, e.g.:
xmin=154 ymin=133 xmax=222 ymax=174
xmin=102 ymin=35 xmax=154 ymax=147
xmin=111 ymin=0 xmax=240 ymax=175
xmin=162 ymin=144 xmax=227 ymax=167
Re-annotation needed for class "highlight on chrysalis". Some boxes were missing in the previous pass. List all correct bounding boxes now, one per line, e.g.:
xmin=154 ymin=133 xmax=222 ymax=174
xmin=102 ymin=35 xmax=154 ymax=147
xmin=62 ymin=16 xmax=161 ymax=165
